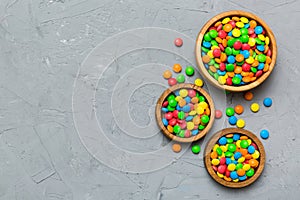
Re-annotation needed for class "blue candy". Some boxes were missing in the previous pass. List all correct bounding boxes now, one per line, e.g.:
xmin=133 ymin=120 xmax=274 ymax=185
xmin=202 ymin=52 xmax=206 ymax=56
xmin=228 ymin=116 xmax=237 ymax=125
xmin=185 ymin=116 xmax=193 ymax=121
xmin=228 ymin=31 xmax=233 ymax=37
xmin=175 ymin=91 xmax=180 ymax=96
xmin=227 ymin=55 xmax=236 ymax=64
xmin=203 ymin=41 xmax=211 ymax=48
xmin=226 ymin=158 xmax=232 ymax=165
xmin=230 ymin=171 xmax=238 ymax=179
xmin=244 ymin=23 xmax=250 ymax=28
xmin=233 ymin=160 xmax=238 ymax=165
xmin=162 ymin=108 xmax=168 ymax=113
xmin=247 ymin=145 xmax=255 ymax=154
xmin=191 ymin=130 xmax=199 ymax=136
xmin=258 ymin=63 xmax=265 ymax=70
xmin=182 ymin=105 xmax=191 ymax=112
xmin=242 ymin=50 xmax=250 ymax=59
xmin=239 ymin=175 xmax=247 ymax=181
xmin=263 ymin=97 xmax=272 ymax=107
xmin=233 ymin=134 xmax=240 ymax=141
xmin=260 ymin=129 xmax=269 ymax=139
xmin=257 ymin=45 xmax=265 ymax=52
xmin=255 ymin=26 xmax=263 ymax=34
xmin=217 ymin=70 xmax=226 ymax=76
xmin=218 ymin=136 xmax=227 ymax=145
xmin=162 ymin=118 xmax=168 ymax=126
xmin=185 ymin=96 xmax=191 ymax=104
xmin=205 ymin=64 xmax=209 ymax=69
xmin=234 ymin=152 xmax=242 ymax=160
xmin=176 ymin=105 xmax=181 ymax=111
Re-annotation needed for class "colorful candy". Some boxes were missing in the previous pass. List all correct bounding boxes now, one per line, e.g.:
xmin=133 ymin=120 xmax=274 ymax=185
xmin=191 ymin=144 xmax=201 ymax=154
xmin=210 ymin=133 xmax=260 ymax=182
xmin=174 ymin=38 xmax=183 ymax=47
xmin=173 ymin=64 xmax=182 ymax=73
xmin=260 ymin=129 xmax=269 ymax=139
xmin=215 ymin=110 xmax=223 ymax=119
xmin=234 ymin=104 xmax=244 ymax=115
xmin=226 ymin=107 xmax=235 ymax=117
xmin=250 ymin=103 xmax=260 ymax=113
xmin=172 ymin=143 xmax=182 ymax=153
xmin=161 ymin=88 xmax=211 ymax=138
xmin=263 ymin=97 xmax=272 ymax=107
xmin=236 ymin=119 xmax=245 ymax=128
xmin=176 ymin=74 xmax=185 ymax=83
xmin=168 ymin=78 xmax=177 ymax=86
xmin=185 ymin=66 xmax=195 ymax=76
xmin=201 ymin=16 xmax=272 ymax=86
xmin=244 ymin=91 xmax=253 ymax=101
xmin=194 ymin=78 xmax=204 ymax=87
xmin=163 ymin=70 xmax=172 ymax=79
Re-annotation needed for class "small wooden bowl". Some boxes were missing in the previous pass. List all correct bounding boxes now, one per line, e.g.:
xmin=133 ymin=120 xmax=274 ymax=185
xmin=204 ymin=128 xmax=265 ymax=188
xmin=155 ymin=83 xmax=215 ymax=143
xmin=195 ymin=10 xmax=277 ymax=92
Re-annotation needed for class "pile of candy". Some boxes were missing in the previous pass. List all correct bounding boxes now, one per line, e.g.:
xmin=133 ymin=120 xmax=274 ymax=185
xmin=161 ymin=88 xmax=211 ymax=138
xmin=201 ymin=16 xmax=272 ymax=86
xmin=210 ymin=133 xmax=260 ymax=182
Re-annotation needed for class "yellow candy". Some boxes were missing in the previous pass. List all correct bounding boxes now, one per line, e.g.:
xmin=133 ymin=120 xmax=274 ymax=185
xmin=247 ymin=139 xmax=252 ymax=145
xmin=187 ymin=122 xmax=194 ymax=130
xmin=217 ymin=172 xmax=224 ymax=178
xmin=236 ymin=22 xmax=244 ymax=28
xmin=248 ymin=38 xmax=256 ymax=47
xmin=175 ymin=96 xmax=182 ymax=102
xmin=194 ymin=78 xmax=203 ymax=87
xmin=258 ymin=34 xmax=265 ymax=41
xmin=179 ymin=89 xmax=188 ymax=97
xmin=233 ymin=179 xmax=239 ymax=182
xmin=227 ymin=163 xmax=236 ymax=171
xmin=218 ymin=76 xmax=226 ymax=85
xmin=222 ymin=17 xmax=231 ymax=24
xmin=252 ymin=150 xmax=260 ymax=159
xmin=240 ymin=17 xmax=249 ymax=23
xmin=232 ymin=28 xmax=241 ymax=37
xmin=236 ymin=140 xmax=241 ymax=148
xmin=211 ymin=46 xmax=220 ymax=50
xmin=189 ymin=110 xmax=196 ymax=115
xmin=246 ymin=57 xmax=254 ymax=64
xmin=207 ymin=50 xmax=214 ymax=58
xmin=238 ymin=157 xmax=245 ymax=163
xmin=220 ymin=145 xmax=227 ymax=152
xmin=265 ymin=36 xmax=270 ymax=45
xmin=196 ymin=106 xmax=204 ymax=115
xmin=236 ymin=119 xmax=245 ymax=128
xmin=211 ymin=159 xmax=220 ymax=166
xmin=243 ymin=164 xmax=251 ymax=171
xmin=213 ymin=144 xmax=220 ymax=152
xmin=199 ymin=102 xmax=208 ymax=109
xmin=250 ymin=103 xmax=260 ymax=112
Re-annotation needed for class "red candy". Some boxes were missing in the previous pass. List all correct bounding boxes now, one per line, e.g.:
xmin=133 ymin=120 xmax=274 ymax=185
xmin=242 ymin=63 xmax=251 ymax=72
xmin=188 ymin=89 xmax=196 ymax=97
xmin=242 ymin=44 xmax=250 ymax=50
xmin=168 ymin=78 xmax=177 ymax=86
xmin=169 ymin=118 xmax=177 ymax=126
xmin=226 ymin=77 xmax=233 ymax=86
xmin=213 ymin=49 xmax=221 ymax=57
xmin=218 ymin=30 xmax=227 ymax=39
xmin=165 ymin=112 xmax=173 ymax=120
xmin=173 ymin=110 xmax=179 ymax=118
xmin=228 ymin=20 xmax=236 ymax=28
xmin=248 ymin=28 xmax=254 ymax=35
xmin=255 ymin=70 xmax=263 ymax=77
xmin=219 ymin=157 xmax=226 ymax=165
xmin=218 ymin=165 xmax=226 ymax=174
xmin=233 ymin=41 xmax=242 ymax=50
xmin=220 ymin=63 xmax=226 ymax=71
xmin=162 ymin=101 xmax=168 ymax=107
xmin=174 ymin=38 xmax=183 ymax=47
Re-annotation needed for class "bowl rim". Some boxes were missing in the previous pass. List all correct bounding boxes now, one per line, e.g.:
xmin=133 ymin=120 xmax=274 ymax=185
xmin=204 ymin=128 xmax=266 ymax=188
xmin=155 ymin=83 xmax=215 ymax=143
xmin=195 ymin=10 xmax=277 ymax=92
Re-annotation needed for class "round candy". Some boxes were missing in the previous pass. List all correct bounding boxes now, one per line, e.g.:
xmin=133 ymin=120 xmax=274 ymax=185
xmin=236 ymin=119 xmax=245 ymax=128
xmin=263 ymin=97 xmax=272 ymax=107
xmin=244 ymin=91 xmax=253 ymax=101
xmin=234 ymin=104 xmax=244 ymax=115
xmin=240 ymin=140 xmax=249 ymax=148
xmin=195 ymin=78 xmax=204 ymax=87
xmin=168 ymin=78 xmax=177 ymax=86
xmin=174 ymin=38 xmax=183 ymax=47
xmin=172 ymin=143 xmax=182 ymax=153
xmin=163 ymin=70 xmax=172 ymax=79
xmin=185 ymin=66 xmax=195 ymax=76
xmin=260 ymin=129 xmax=269 ymax=139
xmin=176 ymin=74 xmax=185 ymax=83
xmin=191 ymin=144 xmax=201 ymax=154
xmin=201 ymin=115 xmax=210 ymax=124
xmin=173 ymin=64 xmax=182 ymax=73
xmin=215 ymin=110 xmax=223 ymax=119
xmin=228 ymin=116 xmax=238 ymax=125
xmin=226 ymin=107 xmax=235 ymax=117
xmin=250 ymin=103 xmax=260 ymax=113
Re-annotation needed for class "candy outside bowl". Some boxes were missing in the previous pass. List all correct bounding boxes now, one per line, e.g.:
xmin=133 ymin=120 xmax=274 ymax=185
xmin=204 ymin=128 xmax=266 ymax=188
xmin=195 ymin=10 xmax=277 ymax=92
xmin=155 ymin=83 xmax=215 ymax=143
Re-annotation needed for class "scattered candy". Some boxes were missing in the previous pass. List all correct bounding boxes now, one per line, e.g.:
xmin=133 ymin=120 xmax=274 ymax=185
xmin=201 ymin=16 xmax=272 ymax=87
xmin=168 ymin=78 xmax=177 ymax=86
xmin=174 ymin=38 xmax=183 ymax=47
xmin=215 ymin=110 xmax=223 ymax=119
xmin=185 ymin=66 xmax=195 ymax=76
xmin=228 ymin=116 xmax=238 ymax=125
xmin=234 ymin=104 xmax=244 ymax=115
xmin=176 ymin=74 xmax=185 ymax=83
xmin=250 ymin=103 xmax=260 ymax=113
xmin=244 ymin=91 xmax=253 ymax=101
xmin=163 ymin=70 xmax=172 ymax=79
xmin=226 ymin=107 xmax=235 ymax=117
xmin=161 ymin=88 xmax=211 ymax=138
xmin=173 ymin=64 xmax=182 ymax=73
xmin=260 ymin=129 xmax=269 ymax=139
xmin=172 ymin=143 xmax=182 ymax=153
xmin=210 ymin=133 xmax=261 ymax=182
xmin=236 ymin=119 xmax=245 ymax=128
xmin=194 ymin=79 xmax=203 ymax=87
xmin=192 ymin=144 xmax=201 ymax=154
xmin=263 ymin=97 xmax=272 ymax=107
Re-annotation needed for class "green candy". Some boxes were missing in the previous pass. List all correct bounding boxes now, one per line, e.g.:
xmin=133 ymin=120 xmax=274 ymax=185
xmin=246 ymin=168 xmax=255 ymax=177
xmin=204 ymin=33 xmax=212 ymax=41
xmin=208 ymin=69 xmax=214 ymax=76
xmin=255 ymin=38 xmax=262 ymax=45
xmin=198 ymin=95 xmax=205 ymax=102
xmin=236 ymin=163 xmax=243 ymax=170
xmin=227 ymin=38 xmax=235 ymax=47
xmin=236 ymin=61 xmax=244 ymax=66
xmin=211 ymin=40 xmax=218 ymax=46
xmin=226 ymin=64 xmax=235 ymax=72
xmin=185 ymin=66 xmax=194 ymax=76
xmin=213 ymin=73 xmax=219 ymax=80
xmin=191 ymin=144 xmax=201 ymax=154
xmin=226 ymin=107 xmax=235 ymax=116
xmin=201 ymin=115 xmax=210 ymax=124
xmin=227 ymin=138 xmax=233 ymax=144
xmin=240 ymin=35 xmax=249 ymax=43
xmin=167 ymin=95 xmax=175 ymax=101
xmin=173 ymin=125 xmax=181 ymax=134
xmin=232 ymin=76 xmax=241 ymax=85
xmin=179 ymin=130 xmax=185 ymax=138
xmin=240 ymin=28 xmax=248 ymax=35
xmin=240 ymin=140 xmax=249 ymax=148
xmin=209 ymin=29 xmax=218 ymax=38
xmin=208 ymin=59 xmax=215 ymax=66
xmin=198 ymin=124 xmax=205 ymax=130
xmin=232 ymin=49 xmax=240 ymax=55
xmin=201 ymin=47 xmax=209 ymax=53
xmin=225 ymin=47 xmax=233 ymax=55
xmin=227 ymin=144 xmax=237 ymax=152
xmin=216 ymin=147 xmax=223 ymax=156
xmin=225 ymin=152 xmax=233 ymax=157
xmin=176 ymin=74 xmax=185 ymax=83
xmin=253 ymin=52 xmax=257 ymax=58
xmin=257 ymin=54 xmax=266 ymax=62
xmin=178 ymin=111 xmax=185 ymax=120
xmin=167 ymin=105 xmax=175 ymax=111
xmin=168 ymin=99 xmax=177 ymax=107
xmin=251 ymin=67 xmax=257 ymax=73
xmin=214 ymin=63 xmax=220 ymax=69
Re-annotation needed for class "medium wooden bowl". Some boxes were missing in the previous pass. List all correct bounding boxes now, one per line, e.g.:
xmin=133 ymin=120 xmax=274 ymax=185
xmin=155 ymin=83 xmax=215 ymax=143
xmin=204 ymin=128 xmax=265 ymax=188
xmin=195 ymin=10 xmax=277 ymax=92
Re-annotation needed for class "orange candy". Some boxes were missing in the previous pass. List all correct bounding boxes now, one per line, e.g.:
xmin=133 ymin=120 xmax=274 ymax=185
xmin=223 ymin=24 xmax=233 ymax=32
xmin=172 ymin=143 xmax=182 ymax=153
xmin=249 ymin=159 xmax=259 ymax=168
xmin=235 ymin=54 xmax=244 ymax=62
xmin=210 ymin=151 xmax=218 ymax=159
xmin=244 ymin=91 xmax=253 ymax=101
xmin=163 ymin=70 xmax=172 ymax=79
xmin=237 ymin=169 xmax=246 ymax=176
xmin=240 ymin=148 xmax=248 ymax=156
xmin=234 ymin=66 xmax=242 ymax=74
xmin=234 ymin=104 xmax=244 ymax=115
xmin=202 ymin=55 xmax=211 ymax=63
xmin=249 ymin=20 xmax=257 ymax=28
xmin=173 ymin=64 xmax=182 ymax=73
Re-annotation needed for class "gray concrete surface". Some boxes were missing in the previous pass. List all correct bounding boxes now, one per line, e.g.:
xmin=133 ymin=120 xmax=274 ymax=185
xmin=1 ymin=0 xmax=300 ymax=199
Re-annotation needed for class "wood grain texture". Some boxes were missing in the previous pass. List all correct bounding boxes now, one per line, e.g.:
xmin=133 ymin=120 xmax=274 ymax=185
xmin=155 ymin=83 xmax=215 ymax=143
xmin=195 ymin=10 xmax=277 ymax=92
xmin=204 ymin=128 xmax=266 ymax=188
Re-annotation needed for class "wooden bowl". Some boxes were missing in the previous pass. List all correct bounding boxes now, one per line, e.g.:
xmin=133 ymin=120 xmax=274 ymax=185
xmin=195 ymin=10 xmax=277 ymax=92
xmin=155 ymin=83 xmax=215 ymax=143
xmin=204 ymin=128 xmax=265 ymax=188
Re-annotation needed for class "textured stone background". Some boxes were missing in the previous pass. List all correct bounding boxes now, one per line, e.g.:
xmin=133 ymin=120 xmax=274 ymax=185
xmin=1 ymin=0 xmax=300 ymax=199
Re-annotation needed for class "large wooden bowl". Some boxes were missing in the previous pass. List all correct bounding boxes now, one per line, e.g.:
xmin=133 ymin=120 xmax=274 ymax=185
xmin=195 ymin=10 xmax=277 ymax=92
xmin=204 ymin=128 xmax=266 ymax=188
xmin=155 ymin=83 xmax=215 ymax=143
